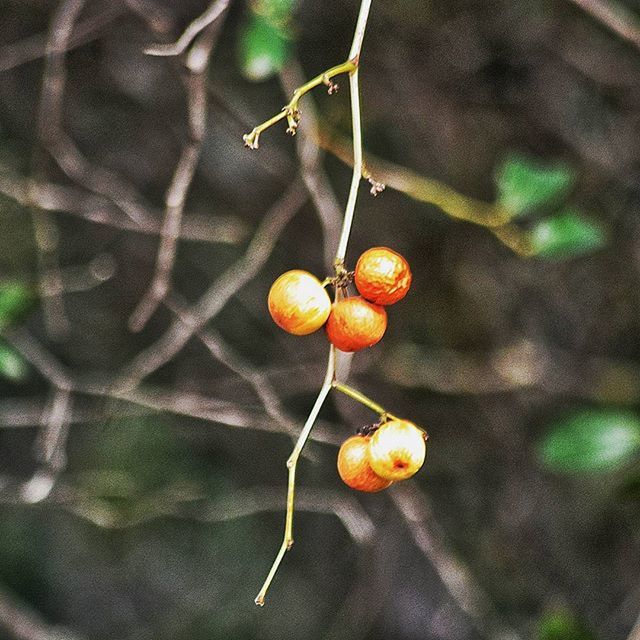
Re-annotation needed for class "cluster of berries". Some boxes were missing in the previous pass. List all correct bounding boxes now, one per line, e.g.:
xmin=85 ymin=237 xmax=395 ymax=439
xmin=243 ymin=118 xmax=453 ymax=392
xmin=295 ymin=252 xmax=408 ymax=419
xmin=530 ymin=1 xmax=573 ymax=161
xmin=267 ymin=247 xmax=412 ymax=352
xmin=337 ymin=419 xmax=427 ymax=492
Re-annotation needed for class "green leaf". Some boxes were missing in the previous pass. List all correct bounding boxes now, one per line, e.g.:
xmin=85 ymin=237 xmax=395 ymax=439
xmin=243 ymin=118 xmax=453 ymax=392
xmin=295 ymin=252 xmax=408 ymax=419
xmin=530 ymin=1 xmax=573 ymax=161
xmin=496 ymin=153 xmax=575 ymax=217
xmin=239 ymin=13 xmax=292 ymax=82
xmin=0 ymin=281 xmax=35 ymax=331
xmin=538 ymin=608 xmax=596 ymax=640
xmin=0 ymin=342 xmax=29 ymax=382
xmin=531 ymin=209 xmax=605 ymax=258
xmin=540 ymin=409 xmax=640 ymax=473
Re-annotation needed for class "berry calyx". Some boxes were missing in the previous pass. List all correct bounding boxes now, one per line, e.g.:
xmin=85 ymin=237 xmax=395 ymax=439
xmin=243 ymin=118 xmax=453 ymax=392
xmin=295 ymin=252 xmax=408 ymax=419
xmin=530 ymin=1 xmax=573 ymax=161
xmin=354 ymin=247 xmax=412 ymax=306
xmin=337 ymin=434 xmax=393 ymax=492
xmin=325 ymin=296 xmax=387 ymax=352
xmin=268 ymin=270 xmax=331 ymax=335
xmin=368 ymin=419 xmax=427 ymax=481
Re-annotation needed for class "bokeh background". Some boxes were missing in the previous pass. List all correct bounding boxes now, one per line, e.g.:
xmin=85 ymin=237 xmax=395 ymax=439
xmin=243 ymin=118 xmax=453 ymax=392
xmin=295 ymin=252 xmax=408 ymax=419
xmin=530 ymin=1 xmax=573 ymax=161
xmin=1 ymin=1 xmax=640 ymax=639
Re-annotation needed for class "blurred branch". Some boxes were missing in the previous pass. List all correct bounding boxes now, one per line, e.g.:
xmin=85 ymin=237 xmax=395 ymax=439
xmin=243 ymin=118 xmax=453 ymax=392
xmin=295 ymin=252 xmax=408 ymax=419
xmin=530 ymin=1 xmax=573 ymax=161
xmin=0 ymin=169 xmax=247 ymax=244
xmin=165 ymin=298 xmax=320 ymax=456
xmin=129 ymin=6 xmax=230 ymax=332
xmin=628 ymin=613 xmax=640 ymax=640
xmin=318 ymin=131 xmax=535 ymax=256
xmin=568 ymin=0 xmax=640 ymax=50
xmin=30 ymin=212 xmax=70 ymax=340
xmin=384 ymin=339 xmax=640 ymax=404
xmin=0 ymin=583 xmax=85 ymax=640
xmin=391 ymin=483 xmax=523 ymax=640
xmin=144 ymin=0 xmax=230 ymax=57
xmin=117 ymin=180 xmax=308 ymax=389
xmin=0 ymin=3 xmax=123 ymax=73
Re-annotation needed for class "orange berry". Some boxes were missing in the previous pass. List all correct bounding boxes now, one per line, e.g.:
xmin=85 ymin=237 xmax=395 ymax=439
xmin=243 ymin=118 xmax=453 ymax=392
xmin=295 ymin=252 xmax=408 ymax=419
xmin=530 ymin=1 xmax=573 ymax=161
xmin=368 ymin=420 xmax=427 ymax=481
xmin=337 ymin=435 xmax=393 ymax=492
xmin=268 ymin=270 xmax=331 ymax=335
xmin=354 ymin=247 xmax=412 ymax=306
xmin=325 ymin=296 xmax=387 ymax=352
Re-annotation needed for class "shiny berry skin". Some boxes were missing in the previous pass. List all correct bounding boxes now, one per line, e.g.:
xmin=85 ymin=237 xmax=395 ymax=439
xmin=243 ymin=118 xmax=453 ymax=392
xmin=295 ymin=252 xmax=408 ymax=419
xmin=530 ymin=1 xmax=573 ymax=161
xmin=325 ymin=296 xmax=387 ymax=352
xmin=268 ymin=270 xmax=331 ymax=335
xmin=354 ymin=247 xmax=412 ymax=306
xmin=368 ymin=420 xmax=427 ymax=481
xmin=337 ymin=435 xmax=393 ymax=492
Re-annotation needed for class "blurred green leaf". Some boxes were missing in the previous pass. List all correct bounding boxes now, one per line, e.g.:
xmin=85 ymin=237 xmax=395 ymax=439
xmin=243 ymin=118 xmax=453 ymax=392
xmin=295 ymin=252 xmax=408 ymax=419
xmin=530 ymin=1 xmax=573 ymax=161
xmin=496 ymin=154 xmax=575 ymax=217
xmin=540 ymin=409 xmax=640 ymax=473
xmin=239 ymin=13 xmax=292 ymax=82
xmin=0 ymin=341 xmax=29 ymax=382
xmin=538 ymin=608 xmax=596 ymax=640
xmin=530 ymin=209 xmax=605 ymax=258
xmin=253 ymin=0 xmax=296 ymax=26
xmin=0 ymin=281 xmax=34 ymax=330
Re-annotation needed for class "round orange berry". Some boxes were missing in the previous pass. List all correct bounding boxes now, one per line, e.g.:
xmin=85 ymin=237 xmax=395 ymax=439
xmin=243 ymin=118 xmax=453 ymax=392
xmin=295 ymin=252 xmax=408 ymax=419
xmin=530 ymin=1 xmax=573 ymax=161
xmin=354 ymin=247 xmax=412 ymax=306
xmin=368 ymin=419 xmax=427 ymax=481
xmin=337 ymin=434 xmax=392 ymax=492
xmin=267 ymin=270 xmax=331 ymax=335
xmin=325 ymin=296 xmax=387 ymax=352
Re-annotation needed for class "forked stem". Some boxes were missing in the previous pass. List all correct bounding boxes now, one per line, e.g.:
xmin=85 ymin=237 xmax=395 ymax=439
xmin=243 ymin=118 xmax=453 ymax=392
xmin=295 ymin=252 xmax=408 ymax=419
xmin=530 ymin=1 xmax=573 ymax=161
xmin=332 ymin=381 xmax=398 ymax=420
xmin=243 ymin=59 xmax=356 ymax=149
xmin=255 ymin=348 xmax=336 ymax=606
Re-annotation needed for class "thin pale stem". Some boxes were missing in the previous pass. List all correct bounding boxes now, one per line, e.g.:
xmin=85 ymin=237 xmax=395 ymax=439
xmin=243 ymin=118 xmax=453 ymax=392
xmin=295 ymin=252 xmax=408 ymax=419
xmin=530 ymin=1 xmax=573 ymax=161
xmin=332 ymin=381 xmax=397 ymax=420
xmin=255 ymin=348 xmax=335 ymax=605
xmin=334 ymin=68 xmax=362 ymax=265
xmin=243 ymin=60 xmax=356 ymax=149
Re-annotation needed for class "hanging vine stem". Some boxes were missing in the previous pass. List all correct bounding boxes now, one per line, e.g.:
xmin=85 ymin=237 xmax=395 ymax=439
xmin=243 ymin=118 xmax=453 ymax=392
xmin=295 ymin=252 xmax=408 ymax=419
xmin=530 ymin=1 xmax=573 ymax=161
xmin=251 ymin=0 xmax=373 ymax=606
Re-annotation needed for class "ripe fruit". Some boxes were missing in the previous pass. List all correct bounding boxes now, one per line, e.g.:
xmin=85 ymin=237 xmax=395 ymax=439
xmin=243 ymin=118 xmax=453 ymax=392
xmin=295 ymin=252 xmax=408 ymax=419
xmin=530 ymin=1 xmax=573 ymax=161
xmin=368 ymin=420 xmax=427 ymax=481
xmin=354 ymin=247 xmax=412 ymax=306
xmin=325 ymin=296 xmax=387 ymax=352
xmin=268 ymin=270 xmax=331 ymax=335
xmin=337 ymin=435 xmax=392 ymax=492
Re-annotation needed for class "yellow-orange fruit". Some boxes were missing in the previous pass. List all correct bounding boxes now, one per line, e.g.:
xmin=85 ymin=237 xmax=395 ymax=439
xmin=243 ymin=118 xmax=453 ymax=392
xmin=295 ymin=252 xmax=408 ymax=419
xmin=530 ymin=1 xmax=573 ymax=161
xmin=325 ymin=296 xmax=387 ymax=352
xmin=337 ymin=435 xmax=392 ymax=492
xmin=368 ymin=420 xmax=427 ymax=481
xmin=267 ymin=270 xmax=331 ymax=335
xmin=354 ymin=247 xmax=412 ymax=306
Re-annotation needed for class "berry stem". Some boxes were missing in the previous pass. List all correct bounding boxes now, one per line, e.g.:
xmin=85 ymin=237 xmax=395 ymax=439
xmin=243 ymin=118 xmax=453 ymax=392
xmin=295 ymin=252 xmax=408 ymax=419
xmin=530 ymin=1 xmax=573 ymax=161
xmin=332 ymin=381 xmax=398 ymax=420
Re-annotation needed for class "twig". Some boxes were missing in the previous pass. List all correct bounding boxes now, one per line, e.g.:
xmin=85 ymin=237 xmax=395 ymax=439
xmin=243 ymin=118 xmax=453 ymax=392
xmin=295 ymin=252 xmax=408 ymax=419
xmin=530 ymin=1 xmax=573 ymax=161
xmin=319 ymin=131 xmax=536 ymax=256
xmin=567 ymin=0 xmax=640 ymax=50
xmin=0 ymin=169 xmax=247 ymax=245
xmin=0 ymin=3 xmax=122 ymax=73
xmin=144 ymin=0 xmax=230 ymax=57
xmin=129 ymin=10 xmax=228 ymax=332
xmin=279 ymin=62 xmax=343 ymax=270
xmin=116 ymin=180 xmax=308 ymax=389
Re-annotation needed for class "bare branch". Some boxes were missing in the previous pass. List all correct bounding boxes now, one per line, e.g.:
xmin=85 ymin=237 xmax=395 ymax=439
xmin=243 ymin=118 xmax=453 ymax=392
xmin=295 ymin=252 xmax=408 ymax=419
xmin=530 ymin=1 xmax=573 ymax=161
xmin=0 ymin=169 xmax=248 ymax=245
xmin=144 ymin=0 xmax=230 ymax=57
xmin=129 ymin=12 xmax=229 ymax=332
xmin=390 ymin=483 xmax=523 ymax=640
xmin=0 ymin=4 xmax=122 ymax=73
xmin=117 ymin=180 xmax=308 ymax=389
xmin=567 ymin=0 xmax=640 ymax=50
xmin=0 ymin=583 xmax=86 ymax=640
